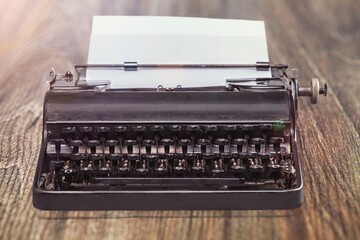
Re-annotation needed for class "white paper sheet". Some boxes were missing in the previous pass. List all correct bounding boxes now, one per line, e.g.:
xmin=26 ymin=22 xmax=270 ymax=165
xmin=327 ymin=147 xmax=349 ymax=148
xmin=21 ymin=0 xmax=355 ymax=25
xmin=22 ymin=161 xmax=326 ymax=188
xmin=87 ymin=16 xmax=271 ymax=88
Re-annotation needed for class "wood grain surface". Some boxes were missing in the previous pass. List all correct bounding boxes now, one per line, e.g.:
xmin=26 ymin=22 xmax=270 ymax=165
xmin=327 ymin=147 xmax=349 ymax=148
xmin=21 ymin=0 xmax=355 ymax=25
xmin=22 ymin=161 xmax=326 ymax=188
xmin=0 ymin=0 xmax=359 ymax=239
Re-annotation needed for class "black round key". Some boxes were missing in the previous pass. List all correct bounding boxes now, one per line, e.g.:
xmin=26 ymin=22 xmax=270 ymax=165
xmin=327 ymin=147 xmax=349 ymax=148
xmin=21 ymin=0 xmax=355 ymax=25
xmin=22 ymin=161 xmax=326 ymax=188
xmin=62 ymin=127 xmax=76 ymax=134
xmin=71 ymin=153 xmax=85 ymax=161
xmin=214 ymin=138 xmax=229 ymax=145
xmin=133 ymin=125 xmax=146 ymax=132
xmin=202 ymin=153 xmax=215 ymax=168
xmin=186 ymin=125 xmax=200 ymax=132
xmin=97 ymin=126 xmax=110 ymax=133
xmin=144 ymin=154 xmax=157 ymax=162
xmin=240 ymin=125 xmax=254 ymax=132
xmin=69 ymin=140 xmax=83 ymax=153
xmin=251 ymin=138 xmax=265 ymax=153
xmin=249 ymin=164 xmax=264 ymax=172
xmin=106 ymin=140 xmax=118 ymax=146
xmin=161 ymin=139 xmax=174 ymax=154
xmin=108 ymin=153 xmax=121 ymax=161
xmin=223 ymin=125 xmax=237 ymax=131
xmin=79 ymin=126 xmax=93 ymax=133
xmin=169 ymin=125 xmax=182 ymax=132
xmin=123 ymin=139 xmax=137 ymax=154
xmin=88 ymin=140 xmax=100 ymax=154
xmin=269 ymin=137 xmax=284 ymax=152
xmin=197 ymin=138 xmax=210 ymax=145
xmin=114 ymin=126 xmax=127 ymax=132
xmin=258 ymin=152 xmax=271 ymax=159
xmin=50 ymin=139 xmax=65 ymax=154
xmin=143 ymin=139 xmax=155 ymax=146
xmin=259 ymin=124 xmax=273 ymax=131
xmin=50 ymin=138 xmax=65 ymax=145
xmin=127 ymin=154 xmax=139 ymax=161
xmin=90 ymin=153 xmax=102 ymax=161
xmin=149 ymin=125 xmax=164 ymax=132
xmin=50 ymin=160 xmax=64 ymax=169
xmin=258 ymin=152 xmax=271 ymax=166
xmin=204 ymin=125 xmax=217 ymax=131
xmin=239 ymin=152 xmax=251 ymax=159
xmin=106 ymin=140 xmax=118 ymax=154
xmin=143 ymin=139 xmax=155 ymax=154
xmin=70 ymin=140 xmax=83 ymax=146
xmin=197 ymin=138 xmax=210 ymax=154
xmin=178 ymin=139 xmax=192 ymax=154
xmin=88 ymin=140 xmax=100 ymax=146
xmin=233 ymin=138 xmax=247 ymax=153
xmin=124 ymin=140 xmax=137 ymax=145
xmin=214 ymin=138 xmax=229 ymax=153
xmin=220 ymin=152 xmax=232 ymax=159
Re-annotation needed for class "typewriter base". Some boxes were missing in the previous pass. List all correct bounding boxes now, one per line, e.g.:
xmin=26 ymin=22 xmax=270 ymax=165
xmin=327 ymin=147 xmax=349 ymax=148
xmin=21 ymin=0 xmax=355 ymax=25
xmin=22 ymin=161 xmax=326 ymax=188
xmin=33 ymin=186 xmax=303 ymax=210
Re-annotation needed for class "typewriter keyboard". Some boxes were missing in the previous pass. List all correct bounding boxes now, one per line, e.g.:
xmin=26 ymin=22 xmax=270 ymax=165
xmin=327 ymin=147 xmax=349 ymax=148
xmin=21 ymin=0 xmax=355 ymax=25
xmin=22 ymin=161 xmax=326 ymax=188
xmin=40 ymin=123 xmax=297 ymax=191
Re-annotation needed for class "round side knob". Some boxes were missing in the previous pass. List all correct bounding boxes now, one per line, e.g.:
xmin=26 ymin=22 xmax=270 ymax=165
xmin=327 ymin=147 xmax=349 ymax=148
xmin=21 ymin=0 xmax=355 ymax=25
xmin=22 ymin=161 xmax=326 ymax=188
xmin=298 ymin=78 xmax=327 ymax=104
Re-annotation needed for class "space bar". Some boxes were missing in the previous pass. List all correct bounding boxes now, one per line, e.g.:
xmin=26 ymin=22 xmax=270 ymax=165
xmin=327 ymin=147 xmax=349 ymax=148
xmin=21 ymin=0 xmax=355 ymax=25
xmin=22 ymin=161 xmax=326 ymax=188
xmin=93 ymin=177 xmax=245 ymax=185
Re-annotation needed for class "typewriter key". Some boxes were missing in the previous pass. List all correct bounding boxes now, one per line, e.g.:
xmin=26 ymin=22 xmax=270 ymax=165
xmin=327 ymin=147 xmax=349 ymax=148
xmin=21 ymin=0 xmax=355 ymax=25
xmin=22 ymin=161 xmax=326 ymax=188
xmin=62 ymin=126 xmax=76 ymax=134
xmin=233 ymin=138 xmax=247 ymax=153
xmin=136 ymin=160 xmax=149 ymax=176
xmin=204 ymin=125 xmax=217 ymax=132
xmin=69 ymin=140 xmax=83 ymax=153
xmin=192 ymin=159 xmax=205 ymax=177
xmin=155 ymin=159 xmax=168 ymax=176
xmin=169 ymin=125 xmax=181 ymax=132
xmin=149 ymin=125 xmax=164 ymax=132
xmin=178 ymin=139 xmax=192 ymax=154
xmin=123 ymin=139 xmax=137 ymax=154
xmin=174 ymin=159 xmax=187 ymax=176
xmin=143 ymin=139 xmax=155 ymax=154
xmin=250 ymin=138 xmax=265 ymax=153
xmin=118 ymin=160 xmax=130 ymax=176
xmin=133 ymin=125 xmax=146 ymax=132
xmin=161 ymin=139 xmax=174 ymax=154
xmin=79 ymin=126 xmax=93 ymax=133
xmin=214 ymin=138 xmax=229 ymax=154
xmin=269 ymin=137 xmax=284 ymax=153
xmin=114 ymin=126 xmax=127 ymax=132
xmin=197 ymin=138 xmax=210 ymax=154
xmin=211 ymin=160 xmax=225 ymax=177
xmin=186 ymin=125 xmax=200 ymax=132
xmin=50 ymin=139 xmax=65 ymax=156
xmin=106 ymin=140 xmax=118 ymax=154
xmin=88 ymin=140 xmax=100 ymax=154
xmin=97 ymin=126 xmax=110 ymax=133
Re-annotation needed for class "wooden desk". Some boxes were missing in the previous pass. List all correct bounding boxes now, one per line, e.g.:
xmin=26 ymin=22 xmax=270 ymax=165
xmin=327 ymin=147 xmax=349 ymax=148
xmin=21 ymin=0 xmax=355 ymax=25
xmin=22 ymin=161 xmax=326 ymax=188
xmin=0 ymin=1 xmax=359 ymax=239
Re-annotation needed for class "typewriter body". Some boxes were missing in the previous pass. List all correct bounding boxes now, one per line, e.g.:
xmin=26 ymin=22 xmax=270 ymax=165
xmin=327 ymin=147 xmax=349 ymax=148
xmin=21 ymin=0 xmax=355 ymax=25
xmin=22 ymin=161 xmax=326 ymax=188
xmin=33 ymin=62 xmax=326 ymax=210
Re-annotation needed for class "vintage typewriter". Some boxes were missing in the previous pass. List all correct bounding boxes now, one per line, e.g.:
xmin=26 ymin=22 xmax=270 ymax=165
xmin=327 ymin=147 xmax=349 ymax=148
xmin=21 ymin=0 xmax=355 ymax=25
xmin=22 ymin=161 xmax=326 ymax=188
xmin=33 ymin=61 xmax=327 ymax=210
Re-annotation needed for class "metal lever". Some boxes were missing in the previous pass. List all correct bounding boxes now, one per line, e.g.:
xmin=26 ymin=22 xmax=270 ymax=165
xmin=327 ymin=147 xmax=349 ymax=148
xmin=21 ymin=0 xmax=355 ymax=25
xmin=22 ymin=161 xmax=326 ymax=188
xmin=298 ymin=78 xmax=327 ymax=104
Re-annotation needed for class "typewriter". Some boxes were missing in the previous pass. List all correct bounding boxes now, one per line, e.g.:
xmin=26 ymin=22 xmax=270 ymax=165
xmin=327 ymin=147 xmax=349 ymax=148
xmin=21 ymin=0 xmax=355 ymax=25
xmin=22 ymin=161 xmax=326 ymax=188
xmin=33 ymin=61 xmax=327 ymax=210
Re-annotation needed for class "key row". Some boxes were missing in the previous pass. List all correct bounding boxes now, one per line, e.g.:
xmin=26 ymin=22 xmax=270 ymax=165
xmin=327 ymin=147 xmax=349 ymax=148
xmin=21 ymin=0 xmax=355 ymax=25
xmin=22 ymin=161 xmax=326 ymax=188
xmin=49 ymin=154 xmax=294 ymax=179
xmin=50 ymin=123 xmax=290 ymax=141
xmin=60 ymin=124 xmax=285 ymax=134
xmin=49 ymin=136 xmax=285 ymax=154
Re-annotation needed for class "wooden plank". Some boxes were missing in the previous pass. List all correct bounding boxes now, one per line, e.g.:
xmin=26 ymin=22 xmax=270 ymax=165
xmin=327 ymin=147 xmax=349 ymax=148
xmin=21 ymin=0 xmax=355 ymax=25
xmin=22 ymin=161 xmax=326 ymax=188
xmin=0 ymin=0 xmax=358 ymax=240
